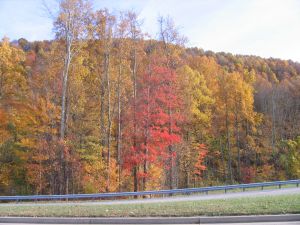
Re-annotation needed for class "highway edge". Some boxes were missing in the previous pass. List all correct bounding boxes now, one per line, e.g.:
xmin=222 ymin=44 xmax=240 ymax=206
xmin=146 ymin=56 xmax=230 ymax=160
xmin=0 ymin=214 xmax=300 ymax=224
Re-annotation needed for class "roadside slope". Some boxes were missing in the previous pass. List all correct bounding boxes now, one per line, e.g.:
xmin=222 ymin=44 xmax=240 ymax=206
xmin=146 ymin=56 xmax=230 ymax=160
xmin=3 ymin=187 xmax=299 ymax=207
xmin=0 ymin=191 xmax=299 ymax=217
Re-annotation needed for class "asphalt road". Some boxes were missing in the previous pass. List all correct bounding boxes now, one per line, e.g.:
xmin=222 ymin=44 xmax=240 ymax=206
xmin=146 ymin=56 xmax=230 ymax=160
xmin=2 ymin=187 xmax=299 ymax=206
xmin=0 ymin=223 xmax=299 ymax=225
xmin=204 ymin=223 xmax=300 ymax=225
xmin=1 ymin=214 xmax=300 ymax=224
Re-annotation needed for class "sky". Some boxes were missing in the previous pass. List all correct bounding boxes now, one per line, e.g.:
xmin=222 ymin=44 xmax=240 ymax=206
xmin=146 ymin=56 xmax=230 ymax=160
xmin=1 ymin=0 xmax=300 ymax=62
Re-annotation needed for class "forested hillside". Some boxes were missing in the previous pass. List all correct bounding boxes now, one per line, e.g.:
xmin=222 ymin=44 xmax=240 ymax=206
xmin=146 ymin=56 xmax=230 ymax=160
xmin=1 ymin=0 xmax=299 ymax=195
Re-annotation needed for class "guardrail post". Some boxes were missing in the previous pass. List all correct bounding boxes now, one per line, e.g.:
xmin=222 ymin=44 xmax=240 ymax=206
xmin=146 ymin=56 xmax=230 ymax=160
xmin=261 ymin=186 xmax=264 ymax=190
xmin=279 ymin=184 xmax=281 ymax=189
xmin=225 ymin=189 xmax=227 ymax=194
xmin=242 ymin=188 xmax=245 ymax=192
xmin=297 ymin=183 xmax=299 ymax=188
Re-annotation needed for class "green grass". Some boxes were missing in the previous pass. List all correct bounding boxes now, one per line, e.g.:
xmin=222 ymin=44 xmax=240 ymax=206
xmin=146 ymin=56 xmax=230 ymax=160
xmin=195 ymin=183 xmax=298 ymax=195
xmin=0 ymin=193 xmax=299 ymax=217
xmin=141 ymin=184 xmax=298 ymax=198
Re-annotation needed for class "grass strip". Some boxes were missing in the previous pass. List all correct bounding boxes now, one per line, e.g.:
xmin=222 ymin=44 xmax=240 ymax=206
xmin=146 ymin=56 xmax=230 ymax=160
xmin=0 ymin=193 xmax=299 ymax=217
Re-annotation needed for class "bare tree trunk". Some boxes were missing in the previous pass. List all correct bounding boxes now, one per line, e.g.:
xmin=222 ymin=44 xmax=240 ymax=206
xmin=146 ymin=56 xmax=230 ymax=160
xmin=143 ymin=80 xmax=150 ymax=191
xmin=100 ymin=72 xmax=106 ymax=158
xmin=60 ymin=37 xmax=72 ymax=139
xmin=59 ymin=33 xmax=72 ymax=194
xmin=219 ymin=138 xmax=226 ymax=182
xmin=225 ymin=101 xmax=233 ymax=184
xmin=133 ymin=166 xmax=138 ymax=192
xmin=105 ymin=53 xmax=112 ymax=192
xmin=117 ymin=57 xmax=122 ymax=192
xmin=168 ymin=107 xmax=175 ymax=189
xmin=126 ymin=11 xmax=140 ymax=193
xmin=39 ymin=148 xmax=42 ymax=194
xmin=143 ymin=151 xmax=148 ymax=191
xmin=271 ymin=87 xmax=276 ymax=153
xmin=234 ymin=97 xmax=241 ymax=182
xmin=236 ymin=121 xmax=241 ymax=181
xmin=132 ymin=48 xmax=138 ymax=192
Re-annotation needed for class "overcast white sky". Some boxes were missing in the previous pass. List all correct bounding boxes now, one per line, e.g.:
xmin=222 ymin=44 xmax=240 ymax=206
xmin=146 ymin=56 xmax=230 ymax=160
xmin=1 ymin=0 xmax=300 ymax=62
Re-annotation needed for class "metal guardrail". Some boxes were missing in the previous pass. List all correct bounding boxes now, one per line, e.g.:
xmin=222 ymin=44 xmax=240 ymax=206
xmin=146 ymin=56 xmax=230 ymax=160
xmin=0 ymin=179 xmax=299 ymax=202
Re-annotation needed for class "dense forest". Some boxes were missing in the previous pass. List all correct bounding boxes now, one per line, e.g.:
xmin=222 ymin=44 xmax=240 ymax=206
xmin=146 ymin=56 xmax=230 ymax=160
xmin=1 ymin=0 xmax=300 ymax=195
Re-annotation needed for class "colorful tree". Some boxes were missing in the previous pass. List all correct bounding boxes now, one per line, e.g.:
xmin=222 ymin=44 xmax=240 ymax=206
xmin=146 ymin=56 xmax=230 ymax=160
xmin=194 ymin=144 xmax=208 ymax=181
xmin=123 ymin=65 xmax=182 ymax=191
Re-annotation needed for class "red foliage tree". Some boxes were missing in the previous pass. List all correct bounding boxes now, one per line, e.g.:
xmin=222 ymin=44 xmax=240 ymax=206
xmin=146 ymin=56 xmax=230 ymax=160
xmin=123 ymin=65 xmax=182 ymax=191
xmin=194 ymin=143 xmax=208 ymax=178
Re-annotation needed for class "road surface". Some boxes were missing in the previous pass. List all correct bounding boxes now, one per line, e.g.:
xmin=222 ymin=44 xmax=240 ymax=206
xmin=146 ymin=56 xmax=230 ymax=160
xmin=0 ymin=223 xmax=299 ymax=225
xmin=208 ymin=223 xmax=300 ymax=225
xmin=2 ymin=187 xmax=299 ymax=206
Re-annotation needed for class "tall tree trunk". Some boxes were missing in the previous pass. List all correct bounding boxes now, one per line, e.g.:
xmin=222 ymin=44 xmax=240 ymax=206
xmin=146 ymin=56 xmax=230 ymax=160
xmin=143 ymin=82 xmax=150 ymax=191
xmin=220 ymin=138 xmax=226 ymax=182
xmin=271 ymin=88 xmax=276 ymax=154
xmin=59 ymin=39 xmax=71 ymax=194
xmin=168 ymin=107 xmax=175 ymax=189
xmin=105 ymin=53 xmax=112 ymax=192
xmin=100 ymin=72 xmax=106 ymax=159
xmin=133 ymin=166 xmax=138 ymax=192
xmin=132 ymin=47 xmax=138 ymax=192
xmin=60 ymin=40 xmax=71 ymax=140
xmin=225 ymin=101 xmax=233 ymax=184
xmin=234 ymin=97 xmax=241 ymax=182
xmin=117 ymin=56 xmax=122 ymax=192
